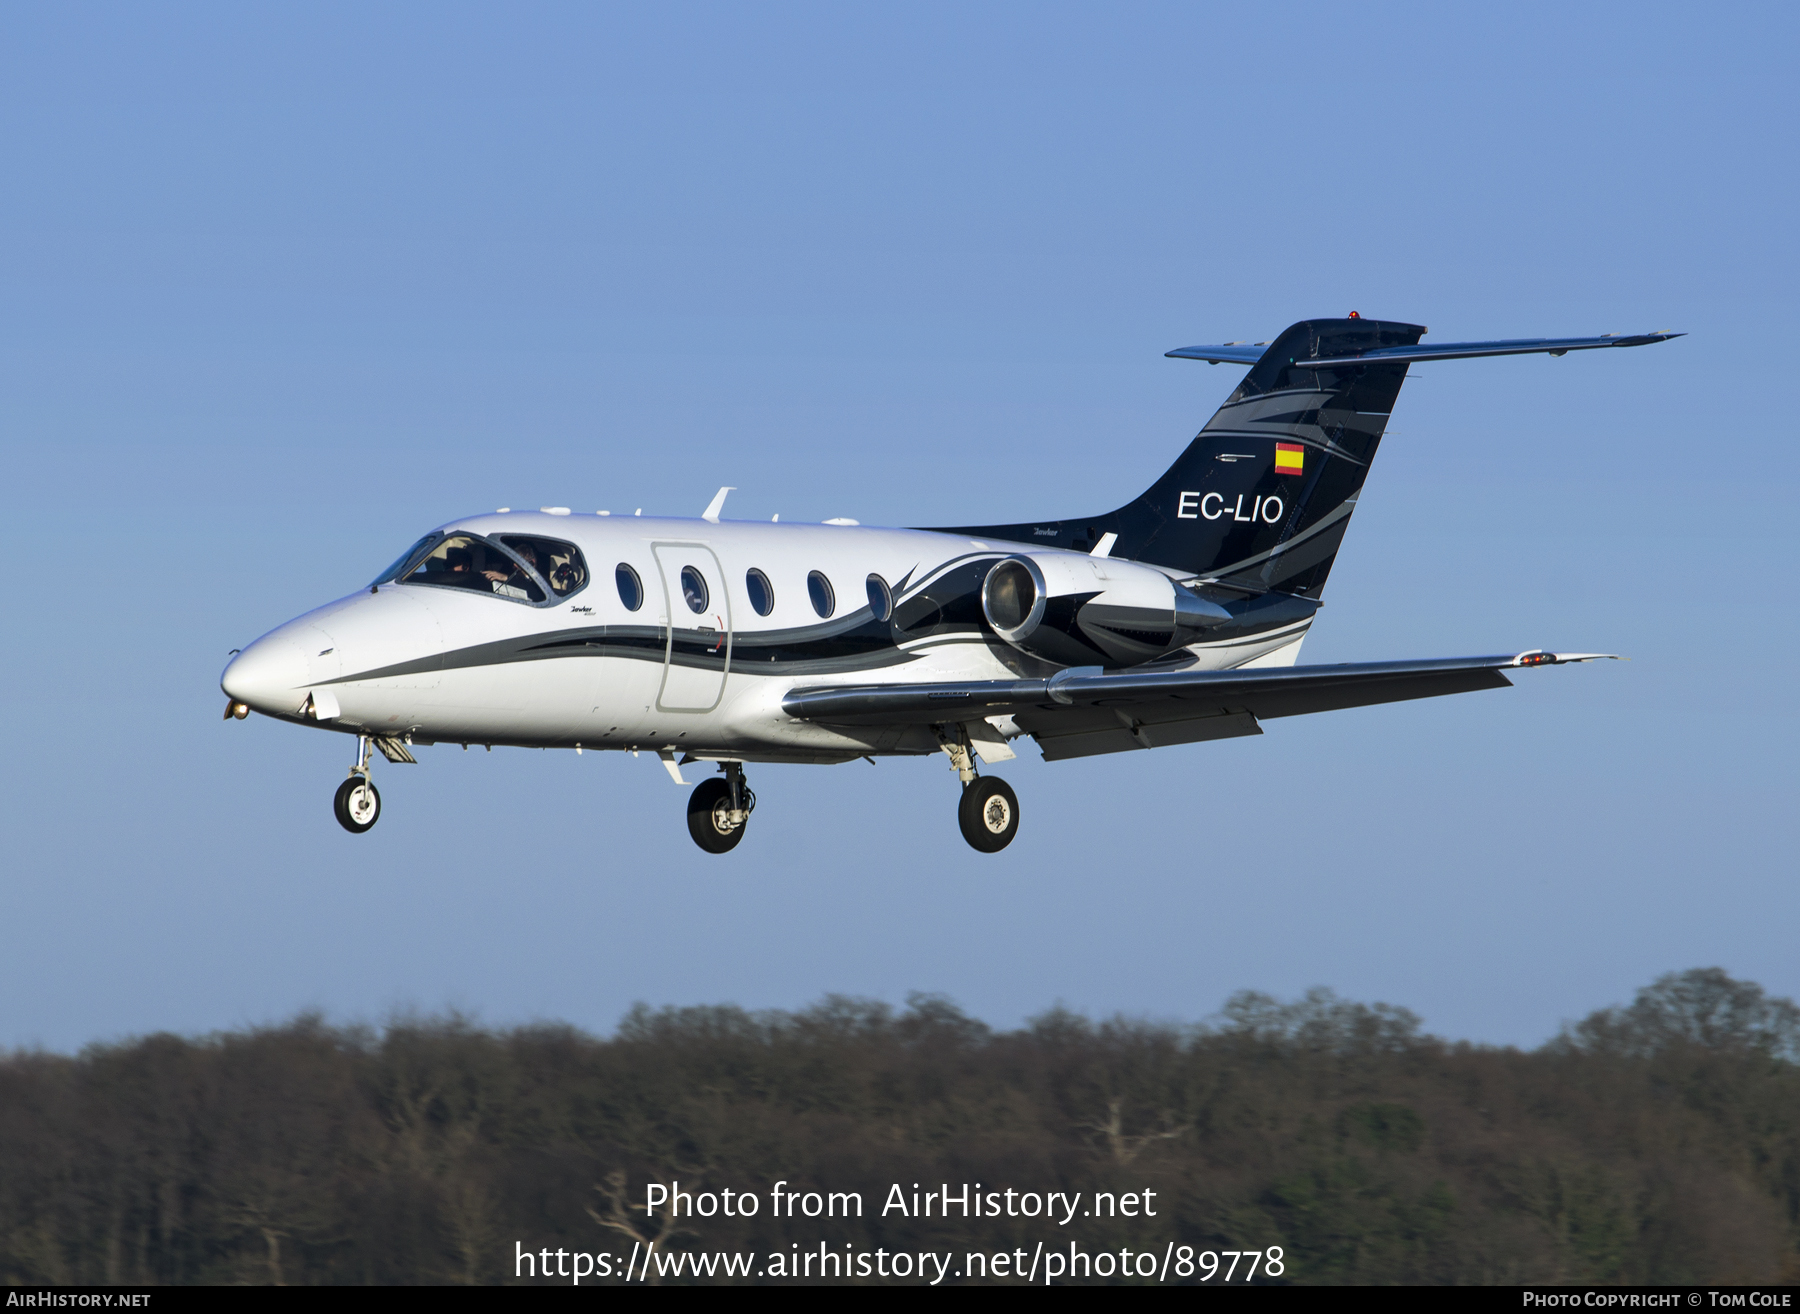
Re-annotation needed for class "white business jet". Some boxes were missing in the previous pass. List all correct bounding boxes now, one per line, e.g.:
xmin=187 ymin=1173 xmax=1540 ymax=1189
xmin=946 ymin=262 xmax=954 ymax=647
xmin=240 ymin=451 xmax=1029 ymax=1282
xmin=221 ymin=316 xmax=1677 ymax=852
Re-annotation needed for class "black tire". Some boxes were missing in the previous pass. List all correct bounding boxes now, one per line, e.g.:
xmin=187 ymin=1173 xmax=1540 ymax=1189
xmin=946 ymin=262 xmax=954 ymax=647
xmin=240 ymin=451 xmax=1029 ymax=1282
xmin=687 ymin=778 xmax=747 ymax=854
xmin=333 ymin=776 xmax=381 ymax=834
xmin=958 ymin=776 xmax=1019 ymax=853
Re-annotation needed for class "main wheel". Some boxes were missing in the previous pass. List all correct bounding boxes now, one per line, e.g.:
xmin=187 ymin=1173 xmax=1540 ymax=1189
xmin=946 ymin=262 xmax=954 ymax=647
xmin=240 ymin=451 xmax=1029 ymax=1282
xmin=687 ymin=778 xmax=746 ymax=854
xmin=333 ymin=776 xmax=381 ymax=834
xmin=958 ymin=776 xmax=1019 ymax=853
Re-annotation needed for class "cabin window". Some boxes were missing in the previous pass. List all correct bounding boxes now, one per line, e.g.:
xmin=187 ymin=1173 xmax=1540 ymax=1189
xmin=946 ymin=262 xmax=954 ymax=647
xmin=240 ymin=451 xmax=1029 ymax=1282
xmin=746 ymin=568 xmax=775 ymax=617
xmin=807 ymin=570 xmax=836 ymax=618
xmin=372 ymin=533 xmax=440 ymax=586
xmin=499 ymin=536 xmax=588 ymax=599
xmin=615 ymin=563 xmax=644 ymax=611
xmin=400 ymin=535 xmax=545 ymax=603
xmin=866 ymin=573 xmax=892 ymax=623
xmin=681 ymin=565 xmax=710 ymax=614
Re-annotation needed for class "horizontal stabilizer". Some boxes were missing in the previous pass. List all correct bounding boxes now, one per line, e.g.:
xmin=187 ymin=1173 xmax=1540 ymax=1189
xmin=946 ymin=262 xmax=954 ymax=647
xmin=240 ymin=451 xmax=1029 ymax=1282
xmin=1168 ymin=332 xmax=1681 ymax=368
xmin=1286 ymin=332 xmax=1681 ymax=367
xmin=1164 ymin=342 xmax=1270 ymax=364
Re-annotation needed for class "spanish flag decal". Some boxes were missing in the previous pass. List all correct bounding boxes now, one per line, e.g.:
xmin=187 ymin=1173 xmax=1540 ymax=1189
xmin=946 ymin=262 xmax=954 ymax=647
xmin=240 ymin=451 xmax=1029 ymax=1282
xmin=1274 ymin=442 xmax=1305 ymax=475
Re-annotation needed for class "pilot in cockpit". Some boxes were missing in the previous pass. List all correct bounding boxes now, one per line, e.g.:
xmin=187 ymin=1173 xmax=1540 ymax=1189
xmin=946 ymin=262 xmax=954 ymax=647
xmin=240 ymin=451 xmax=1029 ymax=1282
xmin=482 ymin=544 xmax=537 ymax=598
xmin=483 ymin=547 xmax=525 ymax=583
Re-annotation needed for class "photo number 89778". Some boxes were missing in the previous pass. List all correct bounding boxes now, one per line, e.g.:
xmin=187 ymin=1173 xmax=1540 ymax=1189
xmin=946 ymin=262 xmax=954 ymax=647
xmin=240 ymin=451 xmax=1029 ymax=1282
xmin=1186 ymin=1247 xmax=1283 ymax=1281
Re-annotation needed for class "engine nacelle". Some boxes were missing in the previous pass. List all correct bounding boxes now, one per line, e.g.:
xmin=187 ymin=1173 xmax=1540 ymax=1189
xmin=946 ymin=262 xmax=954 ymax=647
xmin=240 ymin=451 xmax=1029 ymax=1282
xmin=980 ymin=552 xmax=1231 ymax=667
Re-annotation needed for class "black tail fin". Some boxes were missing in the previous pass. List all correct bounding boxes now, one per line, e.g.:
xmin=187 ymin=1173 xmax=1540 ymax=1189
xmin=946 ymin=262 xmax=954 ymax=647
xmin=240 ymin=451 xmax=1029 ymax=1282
xmin=941 ymin=317 xmax=1425 ymax=598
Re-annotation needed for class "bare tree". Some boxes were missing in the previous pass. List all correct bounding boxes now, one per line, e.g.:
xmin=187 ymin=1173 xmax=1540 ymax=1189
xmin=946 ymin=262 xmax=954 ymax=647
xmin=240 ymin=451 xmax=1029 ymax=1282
xmin=583 ymin=1171 xmax=698 ymax=1286
xmin=1083 ymin=1096 xmax=1191 ymax=1165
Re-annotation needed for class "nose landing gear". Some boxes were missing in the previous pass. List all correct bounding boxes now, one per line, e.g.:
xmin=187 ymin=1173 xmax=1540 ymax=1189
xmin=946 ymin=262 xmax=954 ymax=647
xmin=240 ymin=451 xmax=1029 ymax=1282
xmin=333 ymin=735 xmax=381 ymax=834
xmin=687 ymin=761 xmax=754 ymax=854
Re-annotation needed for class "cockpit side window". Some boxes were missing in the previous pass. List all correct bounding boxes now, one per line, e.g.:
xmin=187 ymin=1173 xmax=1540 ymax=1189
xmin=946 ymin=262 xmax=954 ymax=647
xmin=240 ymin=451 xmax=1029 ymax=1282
xmin=400 ymin=534 xmax=546 ymax=604
xmin=372 ymin=533 xmax=441 ymax=586
xmin=499 ymin=536 xmax=589 ymax=599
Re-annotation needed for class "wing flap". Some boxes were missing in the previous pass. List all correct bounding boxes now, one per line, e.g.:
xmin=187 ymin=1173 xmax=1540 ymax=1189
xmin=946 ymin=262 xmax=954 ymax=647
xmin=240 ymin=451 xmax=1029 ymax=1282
xmin=1218 ymin=663 xmax=1513 ymax=718
xmin=1030 ymin=709 xmax=1262 ymax=761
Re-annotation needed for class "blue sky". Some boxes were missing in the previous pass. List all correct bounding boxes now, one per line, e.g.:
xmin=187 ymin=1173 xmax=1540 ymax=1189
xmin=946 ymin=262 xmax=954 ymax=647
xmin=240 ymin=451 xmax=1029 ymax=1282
xmin=2 ymin=3 xmax=1794 ymax=1051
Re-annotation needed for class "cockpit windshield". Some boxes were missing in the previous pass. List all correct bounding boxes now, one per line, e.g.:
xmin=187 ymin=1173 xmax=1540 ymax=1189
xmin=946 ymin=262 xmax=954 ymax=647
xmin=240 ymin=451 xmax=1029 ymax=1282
xmin=400 ymin=534 xmax=547 ymax=603
xmin=372 ymin=533 xmax=441 ymax=586
xmin=386 ymin=531 xmax=590 ymax=605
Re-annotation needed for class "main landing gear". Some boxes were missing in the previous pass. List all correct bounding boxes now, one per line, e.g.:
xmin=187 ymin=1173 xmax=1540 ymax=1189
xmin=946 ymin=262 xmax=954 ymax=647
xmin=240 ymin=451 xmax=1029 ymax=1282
xmin=677 ymin=752 xmax=1021 ymax=853
xmin=959 ymin=776 xmax=1020 ymax=853
xmin=943 ymin=736 xmax=1021 ymax=853
xmin=333 ymin=735 xmax=381 ymax=834
xmin=688 ymin=761 xmax=755 ymax=854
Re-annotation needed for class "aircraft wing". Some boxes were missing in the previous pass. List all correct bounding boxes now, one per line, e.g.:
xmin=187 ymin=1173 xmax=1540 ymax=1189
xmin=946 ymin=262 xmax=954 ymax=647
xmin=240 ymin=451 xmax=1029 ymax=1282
xmin=782 ymin=651 xmax=1617 ymax=761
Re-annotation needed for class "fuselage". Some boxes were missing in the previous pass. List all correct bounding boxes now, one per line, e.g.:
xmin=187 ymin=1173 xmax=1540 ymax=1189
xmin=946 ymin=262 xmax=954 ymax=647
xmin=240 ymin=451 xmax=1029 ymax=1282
xmin=220 ymin=511 xmax=1316 ymax=764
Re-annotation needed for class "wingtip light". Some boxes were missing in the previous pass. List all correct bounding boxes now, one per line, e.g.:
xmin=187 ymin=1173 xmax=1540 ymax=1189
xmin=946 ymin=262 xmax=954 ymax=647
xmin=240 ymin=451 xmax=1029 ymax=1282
xmin=1515 ymin=650 xmax=1622 ymax=667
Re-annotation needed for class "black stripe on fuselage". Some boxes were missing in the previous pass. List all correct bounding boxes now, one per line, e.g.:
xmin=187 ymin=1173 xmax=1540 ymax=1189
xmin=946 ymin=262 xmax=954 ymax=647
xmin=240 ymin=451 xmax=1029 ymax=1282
xmin=322 ymin=617 xmax=932 ymax=685
xmin=323 ymin=551 xmax=1314 ymax=686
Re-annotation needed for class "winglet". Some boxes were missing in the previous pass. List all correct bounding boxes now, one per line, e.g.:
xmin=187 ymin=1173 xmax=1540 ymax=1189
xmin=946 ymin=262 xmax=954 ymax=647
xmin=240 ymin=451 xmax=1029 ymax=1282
xmin=702 ymin=487 xmax=735 ymax=523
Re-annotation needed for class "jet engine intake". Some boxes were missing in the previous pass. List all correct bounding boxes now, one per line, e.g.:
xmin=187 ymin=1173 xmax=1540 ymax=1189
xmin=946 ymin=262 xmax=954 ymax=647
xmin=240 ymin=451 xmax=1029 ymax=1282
xmin=980 ymin=553 xmax=1231 ymax=668
xmin=981 ymin=556 xmax=1048 ymax=645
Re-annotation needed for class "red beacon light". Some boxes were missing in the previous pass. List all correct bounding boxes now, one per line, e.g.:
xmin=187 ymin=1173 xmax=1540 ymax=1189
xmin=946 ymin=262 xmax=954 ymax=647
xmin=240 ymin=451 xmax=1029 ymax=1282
xmin=1347 ymin=311 xmax=1360 ymax=319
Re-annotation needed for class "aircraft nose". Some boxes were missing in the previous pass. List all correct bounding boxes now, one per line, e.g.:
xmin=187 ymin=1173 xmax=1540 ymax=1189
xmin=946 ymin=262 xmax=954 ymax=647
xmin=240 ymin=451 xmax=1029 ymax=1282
xmin=221 ymin=634 xmax=311 ymax=716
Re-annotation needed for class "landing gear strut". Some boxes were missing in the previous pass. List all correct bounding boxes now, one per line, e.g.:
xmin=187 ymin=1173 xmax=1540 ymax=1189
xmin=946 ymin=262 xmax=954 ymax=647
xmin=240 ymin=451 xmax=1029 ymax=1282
xmin=333 ymin=735 xmax=381 ymax=834
xmin=941 ymin=728 xmax=1020 ymax=853
xmin=687 ymin=761 xmax=754 ymax=854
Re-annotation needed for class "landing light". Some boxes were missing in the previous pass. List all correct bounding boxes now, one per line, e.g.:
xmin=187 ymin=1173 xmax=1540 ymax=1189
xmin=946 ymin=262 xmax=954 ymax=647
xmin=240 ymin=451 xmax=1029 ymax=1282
xmin=224 ymin=700 xmax=249 ymax=720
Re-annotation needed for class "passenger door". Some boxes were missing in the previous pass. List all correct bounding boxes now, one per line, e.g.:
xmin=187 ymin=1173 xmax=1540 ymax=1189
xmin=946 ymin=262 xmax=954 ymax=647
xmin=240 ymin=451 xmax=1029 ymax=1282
xmin=651 ymin=542 xmax=731 ymax=713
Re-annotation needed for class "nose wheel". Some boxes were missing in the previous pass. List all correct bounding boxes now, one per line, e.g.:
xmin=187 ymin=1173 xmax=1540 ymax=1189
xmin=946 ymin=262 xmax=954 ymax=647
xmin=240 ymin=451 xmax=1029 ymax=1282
xmin=958 ymin=776 xmax=1019 ymax=852
xmin=333 ymin=735 xmax=382 ymax=834
xmin=687 ymin=762 xmax=754 ymax=853
xmin=334 ymin=776 xmax=381 ymax=832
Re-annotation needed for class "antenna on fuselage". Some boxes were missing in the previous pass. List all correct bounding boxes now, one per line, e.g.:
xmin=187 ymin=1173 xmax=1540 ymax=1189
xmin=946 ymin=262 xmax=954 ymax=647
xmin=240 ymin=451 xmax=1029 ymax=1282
xmin=702 ymin=487 xmax=736 ymax=523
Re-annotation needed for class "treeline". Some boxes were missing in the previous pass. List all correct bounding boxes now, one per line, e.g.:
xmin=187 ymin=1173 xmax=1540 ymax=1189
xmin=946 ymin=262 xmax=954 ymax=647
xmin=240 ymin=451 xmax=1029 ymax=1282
xmin=2 ymin=969 xmax=1798 ymax=1285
